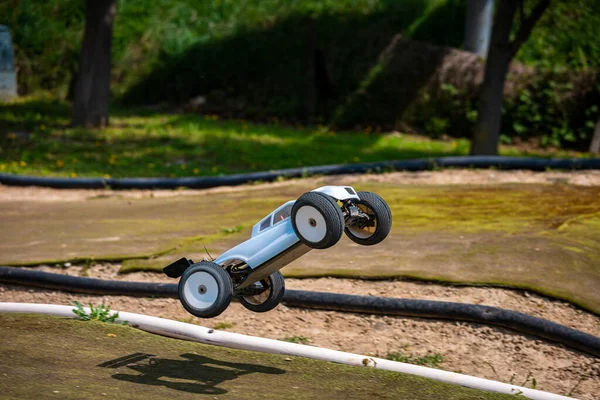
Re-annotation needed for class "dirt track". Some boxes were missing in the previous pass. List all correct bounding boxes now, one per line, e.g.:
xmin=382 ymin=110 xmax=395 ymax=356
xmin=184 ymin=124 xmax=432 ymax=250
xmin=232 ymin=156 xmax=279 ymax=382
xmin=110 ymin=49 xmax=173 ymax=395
xmin=1 ymin=262 xmax=599 ymax=399
xmin=1 ymin=169 xmax=600 ymax=399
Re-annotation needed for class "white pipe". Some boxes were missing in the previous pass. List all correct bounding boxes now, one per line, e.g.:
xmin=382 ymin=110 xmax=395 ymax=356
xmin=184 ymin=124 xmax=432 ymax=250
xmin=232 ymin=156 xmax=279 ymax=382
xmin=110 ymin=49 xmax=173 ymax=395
xmin=0 ymin=302 xmax=572 ymax=400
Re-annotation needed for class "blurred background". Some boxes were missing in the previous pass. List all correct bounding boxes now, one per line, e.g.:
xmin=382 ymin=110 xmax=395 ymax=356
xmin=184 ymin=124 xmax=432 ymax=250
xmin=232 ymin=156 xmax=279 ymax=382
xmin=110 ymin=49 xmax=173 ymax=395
xmin=0 ymin=0 xmax=599 ymax=178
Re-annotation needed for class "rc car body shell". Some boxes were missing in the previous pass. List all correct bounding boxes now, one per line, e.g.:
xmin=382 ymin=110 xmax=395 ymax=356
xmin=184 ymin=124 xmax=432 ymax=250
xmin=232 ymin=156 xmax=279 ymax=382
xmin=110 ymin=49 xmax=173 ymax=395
xmin=165 ymin=184 xmax=392 ymax=317
xmin=312 ymin=185 xmax=360 ymax=202
xmin=214 ymin=186 xmax=359 ymax=290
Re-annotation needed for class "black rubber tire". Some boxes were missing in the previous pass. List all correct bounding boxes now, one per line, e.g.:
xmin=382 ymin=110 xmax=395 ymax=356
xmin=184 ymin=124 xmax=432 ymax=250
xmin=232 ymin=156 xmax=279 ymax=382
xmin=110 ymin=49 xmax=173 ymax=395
xmin=178 ymin=261 xmax=233 ymax=318
xmin=291 ymin=191 xmax=344 ymax=249
xmin=238 ymin=271 xmax=285 ymax=313
xmin=344 ymin=191 xmax=392 ymax=246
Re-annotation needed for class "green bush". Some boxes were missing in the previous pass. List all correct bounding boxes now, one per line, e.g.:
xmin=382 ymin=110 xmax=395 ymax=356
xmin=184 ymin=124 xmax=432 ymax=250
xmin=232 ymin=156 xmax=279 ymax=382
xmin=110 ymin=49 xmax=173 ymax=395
xmin=516 ymin=0 xmax=600 ymax=71
xmin=1 ymin=0 xmax=599 ymax=149
xmin=502 ymin=72 xmax=600 ymax=149
xmin=396 ymin=69 xmax=599 ymax=149
xmin=4 ymin=0 xmax=598 ymax=98
xmin=408 ymin=83 xmax=479 ymax=139
xmin=0 ymin=0 xmax=85 ymax=94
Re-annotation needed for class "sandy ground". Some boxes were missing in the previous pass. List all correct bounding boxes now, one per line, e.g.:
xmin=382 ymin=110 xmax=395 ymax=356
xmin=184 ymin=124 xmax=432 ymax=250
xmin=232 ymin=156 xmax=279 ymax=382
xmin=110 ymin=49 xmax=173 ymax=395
xmin=1 ymin=170 xmax=600 ymax=398
xmin=1 ymin=263 xmax=599 ymax=399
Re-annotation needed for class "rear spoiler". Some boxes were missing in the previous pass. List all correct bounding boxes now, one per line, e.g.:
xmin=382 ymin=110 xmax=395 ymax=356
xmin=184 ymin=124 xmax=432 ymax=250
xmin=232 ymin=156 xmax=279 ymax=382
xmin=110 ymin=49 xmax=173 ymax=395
xmin=163 ymin=257 xmax=194 ymax=278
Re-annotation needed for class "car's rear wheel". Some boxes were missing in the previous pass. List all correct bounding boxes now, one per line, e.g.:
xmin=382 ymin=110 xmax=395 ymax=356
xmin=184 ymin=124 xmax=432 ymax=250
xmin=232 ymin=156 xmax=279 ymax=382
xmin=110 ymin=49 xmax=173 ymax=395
xmin=291 ymin=191 xmax=344 ymax=249
xmin=238 ymin=271 xmax=285 ymax=313
xmin=344 ymin=191 xmax=392 ymax=246
xmin=178 ymin=261 xmax=233 ymax=318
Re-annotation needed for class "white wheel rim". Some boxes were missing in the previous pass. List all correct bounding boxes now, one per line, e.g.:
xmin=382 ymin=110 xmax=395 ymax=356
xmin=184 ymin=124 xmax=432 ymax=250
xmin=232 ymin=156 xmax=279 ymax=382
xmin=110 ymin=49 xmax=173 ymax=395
xmin=295 ymin=205 xmax=327 ymax=243
xmin=183 ymin=271 xmax=219 ymax=310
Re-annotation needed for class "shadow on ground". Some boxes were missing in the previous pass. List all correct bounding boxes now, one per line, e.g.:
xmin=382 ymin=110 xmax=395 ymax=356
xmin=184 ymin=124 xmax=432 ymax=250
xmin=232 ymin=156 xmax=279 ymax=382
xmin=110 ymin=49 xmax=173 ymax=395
xmin=100 ymin=352 xmax=285 ymax=395
xmin=0 ymin=314 xmax=515 ymax=400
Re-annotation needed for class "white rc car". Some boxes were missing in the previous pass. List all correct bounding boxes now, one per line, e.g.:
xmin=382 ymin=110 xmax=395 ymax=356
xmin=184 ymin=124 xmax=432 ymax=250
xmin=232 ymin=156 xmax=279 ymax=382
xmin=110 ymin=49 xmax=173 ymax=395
xmin=164 ymin=186 xmax=392 ymax=318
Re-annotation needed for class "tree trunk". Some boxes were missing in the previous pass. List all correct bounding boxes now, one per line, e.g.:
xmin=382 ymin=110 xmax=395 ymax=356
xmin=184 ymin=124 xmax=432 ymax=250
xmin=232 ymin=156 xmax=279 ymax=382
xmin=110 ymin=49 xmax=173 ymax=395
xmin=590 ymin=114 xmax=600 ymax=154
xmin=471 ymin=0 xmax=517 ymax=155
xmin=471 ymin=0 xmax=550 ymax=155
xmin=470 ymin=50 xmax=512 ymax=155
xmin=72 ymin=0 xmax=116 ymax=128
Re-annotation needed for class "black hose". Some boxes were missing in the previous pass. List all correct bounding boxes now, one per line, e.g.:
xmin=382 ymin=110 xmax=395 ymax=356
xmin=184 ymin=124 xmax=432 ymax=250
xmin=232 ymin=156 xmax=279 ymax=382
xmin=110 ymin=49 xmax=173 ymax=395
xmin=1 ymin=267 xmax=599 ymax=357
xmin=284 ymin=290 xmax=600 ymax=358
xmin=1 ymin=156 xmax=599 ymax=189
xmin=0 ymin=267 xmax=178 ymax=297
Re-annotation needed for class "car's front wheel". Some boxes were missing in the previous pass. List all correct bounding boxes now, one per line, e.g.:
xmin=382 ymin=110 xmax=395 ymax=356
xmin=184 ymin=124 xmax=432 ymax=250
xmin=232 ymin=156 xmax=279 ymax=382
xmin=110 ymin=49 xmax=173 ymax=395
xmin=238 ymin=271 xmax=285 ymax=313
xmin=178 ymin=261 xmax=233 ymax=318
xmin=344 ymin=191 xmax=392 ymax=246
xmin=291 ymin=191 xmax=344 ymax=249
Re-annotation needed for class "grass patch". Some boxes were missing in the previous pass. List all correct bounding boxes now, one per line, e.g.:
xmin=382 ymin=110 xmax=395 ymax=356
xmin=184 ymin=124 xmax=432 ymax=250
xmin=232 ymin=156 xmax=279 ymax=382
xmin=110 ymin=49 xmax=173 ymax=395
xmin=383 ymin=351 xmax=444 ymax=368
xmin=0 ymin=314 xmax=515 ymax=400
xmin=212 ymin=321 xmax=236 ymax=330
xmin=72 ymin=301 xmax=126 ymax=325
xmin=0 ymin=97 xmax=591 ymax=179
xmin=0 ymin=97 xmax=469 ymax=178
xmin=281 ymin=336 xmax=312 ymax=345
xmin=221 ymin=225 xmax=244 ymax=235
xmin=354 ymin=183 xmax=600 ymax=234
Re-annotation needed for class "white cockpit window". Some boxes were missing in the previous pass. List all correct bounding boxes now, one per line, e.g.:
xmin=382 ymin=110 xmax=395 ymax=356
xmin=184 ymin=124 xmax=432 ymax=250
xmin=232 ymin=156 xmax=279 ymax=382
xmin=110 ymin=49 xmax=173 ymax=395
xmin=259 ymin=216 xmax=271 ymax=231
xmin=273 ymin=204 xmax=292 ymax=225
